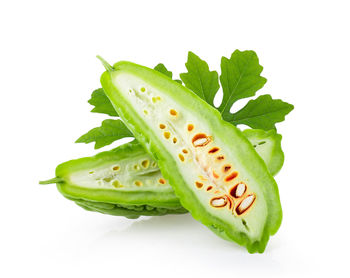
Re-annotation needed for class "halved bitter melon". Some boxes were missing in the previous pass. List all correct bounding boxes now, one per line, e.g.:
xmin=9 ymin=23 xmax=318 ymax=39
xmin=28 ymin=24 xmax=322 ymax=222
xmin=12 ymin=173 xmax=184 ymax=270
xmin=100 ymin=60 xmax=283 ymax=253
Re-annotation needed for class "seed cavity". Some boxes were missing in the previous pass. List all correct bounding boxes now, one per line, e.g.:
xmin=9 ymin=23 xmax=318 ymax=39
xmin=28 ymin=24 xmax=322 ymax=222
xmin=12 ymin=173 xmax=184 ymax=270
xmin=236 ymin=194 xmax=256 ymax=215
xmin=225 ymin=172 xmax=238 ymax=182
xmin=210 ymin=196 xmax=228 ymax=208
xmin=164 ymin=131 xmax=171 ymax=139
xmin=143 ymin=110 xmax=148 ymax=115
xmin=187 ymin=124 xmax=194 ymax=131
xmin=212 ymin=171 xmax=219 ymax=179
xmin=159 ymin=123 xmax=166 ymax=129
xmin=158 ymin=178 xmax=166 ymax=184
xmin=222 ymin=165 xmax=231 ymax=173
xmin=182 ymin=149 xmax=188 ymax=154
xmin=173 ymin=137 xmax=177 ymax=144
xmin=178 ymin=153 xmax=185 ymax=162
xmin=134 ymin=181 xmax=143 ymax=186
xmin=230 ymin=183 xmax=247 ymax=198
xmin=195 ymin=181 xmax=203 ymax=189
xmin=112 ymin=166 xmax=120 ymax=171
xmin=133 ymin=165 xmax=140 ymax=171
xmin=151 ymin=161 xmax=157 ymax=167
xmin=192 ymin=133 xmax=211 ymax=147
xmin=112 ymin=180 xmax=123 ymax=188
xmin=169 ymin=109 xmax=178 ymax=116
xmin=141 ymin=160 xmax=149 ymax=168
xmin=103 ymin=177 xmax=112 ymax=182
xmin=208 ymin=147 xmax=219 ymax=154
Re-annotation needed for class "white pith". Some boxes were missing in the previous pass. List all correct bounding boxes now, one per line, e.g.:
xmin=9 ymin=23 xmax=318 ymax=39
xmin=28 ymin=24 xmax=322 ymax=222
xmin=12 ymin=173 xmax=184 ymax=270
xmin=68 ymin=154 xmax=172 ymax=192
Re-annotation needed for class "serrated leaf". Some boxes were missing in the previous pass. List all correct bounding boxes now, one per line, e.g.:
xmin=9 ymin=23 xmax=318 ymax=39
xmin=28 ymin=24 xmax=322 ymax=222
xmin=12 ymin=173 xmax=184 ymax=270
xmin=154 ymin=63 xmax=173 ymax=78
xmin=180 ymin=51 xmax=219 ymax=106
xmin=75 ymin=119 xmax=133 ymax=149
xmin=219 ymin=50 xmax=267 ymax=120
xmin=88 ymin=88 xmax=118 ymax=117
xmin=154 ymin=63 xmax=182 ymax=84
xmin=229 ymin=95 xmax=294 ymax=130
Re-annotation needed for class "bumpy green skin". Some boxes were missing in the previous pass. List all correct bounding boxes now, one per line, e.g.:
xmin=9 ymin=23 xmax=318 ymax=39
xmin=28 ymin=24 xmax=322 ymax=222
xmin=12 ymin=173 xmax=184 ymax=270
xmin=242 ymin=129 xmax=284 ymax=176
xmin=101 ymin=61 xmax=283 ymax=253
xmin=74 ymin=199 xmax=187 ymax=219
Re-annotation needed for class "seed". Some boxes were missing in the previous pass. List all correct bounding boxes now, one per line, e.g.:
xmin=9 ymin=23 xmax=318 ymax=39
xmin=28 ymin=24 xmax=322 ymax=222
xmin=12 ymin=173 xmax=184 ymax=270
xmin=173 ymin=137 xmax=177 ymax=144
xmin=133 ymin=165 xmax=140 ymax=170
xmin=143 ymin=110 xmax=148 ymax=115
xmin=216 ymin=155 xmax=225 ymax=161
xmin=103 ymin=177 xmax=112 ymax=182
xmin=112 ymin=166 xmax=120 ymax=171
xmin=89 ymin=171 xmax=94 ymax=174
xmin=230 ymin=183 xmax=247 ymax=198
xmin=140 ymin=87 xmax=146 ymax=92
xmin=178 ymin=153 xmax=185 ymax=162
xmin=152 ymin=96 xmax=161 ymax=103
xmin=195 ymin=181 xmax=203 ymax=188
xmin=169 ymin=109 xmax=177 ymax=116
xmin=222 ymin=165 xmax=231 ymax=173
xmin=206 ymin=186 xmax=213 ymax=191
xmin=158 ymin=178 xmax=166 ymax=184
xmin=192 ymin=133 xmax=211 ymax=147
xmin=236 ymin=194 xmax=256 ymax=215
xmin=225 ymin=172 xmax=238 ymax=182
xmin=212 ymin=171 xmax=219 ymax=179
xmin=182 ymin=149 xmax=188 ymax=154
xmin=187 ymin=124 xmax=194 ymax=131
xmin=141 ymin=160 xmax=149 ymax=168
xmin=210 ymin=196 xmax=227 ymax=208
xmin=112 ymin=180 xmax=123 ymax=188
xmin=159 ymin=123 xmax=166 ymax=129
xmin=208 ymin=147 xmax=219 ymax=154
xmin=134 ymin=181 xmax=143 ymax=186
xmin=164 ymin=132 xmax=171 ymax=139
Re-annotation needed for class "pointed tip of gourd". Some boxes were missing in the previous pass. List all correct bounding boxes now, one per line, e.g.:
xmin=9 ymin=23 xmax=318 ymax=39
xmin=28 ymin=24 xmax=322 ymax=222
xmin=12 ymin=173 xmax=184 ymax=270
xmin=39 ymin=177 xmax=64 ymax=185
xmin=96 ymin=55 xmax=113 ymax=72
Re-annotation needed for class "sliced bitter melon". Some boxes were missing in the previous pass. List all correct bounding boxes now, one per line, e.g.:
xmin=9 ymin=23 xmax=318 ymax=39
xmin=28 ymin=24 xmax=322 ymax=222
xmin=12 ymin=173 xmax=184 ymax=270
xmin=100 ymin=60 xmax=282 ymax=253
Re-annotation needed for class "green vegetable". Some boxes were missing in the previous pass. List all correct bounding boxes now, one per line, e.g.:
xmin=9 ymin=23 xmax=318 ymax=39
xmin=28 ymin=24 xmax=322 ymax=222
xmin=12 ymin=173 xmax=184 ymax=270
xmin=242 ymin=129 xmax=283 ymax=176
xmin=99 ymin=59 xmax=282 ymax=253
xmin=41 ymin=129 xmax=282 ymax=219
xmin=40 ymin=141 xmax=186 ymax=219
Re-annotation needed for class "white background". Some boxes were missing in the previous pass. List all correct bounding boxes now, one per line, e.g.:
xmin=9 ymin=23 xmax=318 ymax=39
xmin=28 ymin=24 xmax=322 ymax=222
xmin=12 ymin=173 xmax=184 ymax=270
xmin=1 ymin=0 xmax=349 ymax=277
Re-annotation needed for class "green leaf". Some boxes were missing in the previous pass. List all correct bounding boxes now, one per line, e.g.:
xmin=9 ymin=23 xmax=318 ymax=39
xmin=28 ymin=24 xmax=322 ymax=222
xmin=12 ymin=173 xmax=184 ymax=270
xmin=219 ymin=50 xmax=267 ymax=120
xmin=154 ymin=63 xmax=173 ymax=78
xmin=154 ymin=63 xmax=182 ymax=84
xmin=88 ymin=88 xmax=118 ymax=117
xmin=229 ymin=95 xmax=294 ymax=130
xmin=180 ymin=51 xmax=219 ymax=106
xmin=75 ymin=119 xmax=133 ymax=149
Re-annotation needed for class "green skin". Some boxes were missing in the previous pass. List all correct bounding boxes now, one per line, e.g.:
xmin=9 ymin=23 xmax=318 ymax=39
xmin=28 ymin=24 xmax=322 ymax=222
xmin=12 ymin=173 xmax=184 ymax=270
xmin=40 ymin=129 xmax=283 ymax=219
xmin=100 ymin=61 xmax=282 ymax=253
